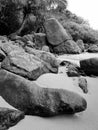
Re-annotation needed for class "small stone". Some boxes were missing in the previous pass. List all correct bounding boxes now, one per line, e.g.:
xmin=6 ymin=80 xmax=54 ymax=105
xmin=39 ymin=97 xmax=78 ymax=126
xmin=0 ymin=107 xmax=24 ymax=130
xmin=78 ymin=77 xmax=88 ymax=93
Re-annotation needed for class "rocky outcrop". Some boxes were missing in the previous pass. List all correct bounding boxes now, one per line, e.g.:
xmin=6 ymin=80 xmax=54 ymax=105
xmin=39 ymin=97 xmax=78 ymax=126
xmin=0 ymin=69 xmax=87 ymax=117
xmin=25 ymin=46 xmax=59 ymax=69
xmin=52 ymin=40 xmax=81 ymax=54
xmin=0 ymin=40 xmax=58 ymax=80
xmin=87 ymin=44 xmax=98 ymax=53
xmin=80 ymin=58 xmax=98 ymax=76
xmin=0 ymin=107 xmax=24 ymax=130
xmin=1 ymin=50 xmax=58 ymax=80
xmin=44 ymin=18 xmax=71 ymax=46
xmin=10 ymin=33 xmax=47 ymax=49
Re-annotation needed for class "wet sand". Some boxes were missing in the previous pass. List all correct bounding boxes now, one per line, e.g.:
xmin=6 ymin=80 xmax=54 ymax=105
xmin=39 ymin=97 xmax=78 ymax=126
xmin=0 ymin=53 xmax=98 ymax=130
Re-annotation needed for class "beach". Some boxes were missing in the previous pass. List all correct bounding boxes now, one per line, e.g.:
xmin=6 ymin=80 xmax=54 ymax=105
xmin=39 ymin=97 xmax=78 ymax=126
xmin=0 ymin=53 xmax=98 ymax=130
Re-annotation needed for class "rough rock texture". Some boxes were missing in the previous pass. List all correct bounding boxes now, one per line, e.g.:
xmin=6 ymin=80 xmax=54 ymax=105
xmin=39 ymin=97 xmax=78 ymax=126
xmin=87 ymin=44 xmax=98 ymax=53
xmin=10 ymin=33 xmax=47 ymax=49
xmin=52 ymin=40 xmax=81 ymax=54
xmin=0 ymin=69 xmax=87 ymax=117
xmin=60 ymin=60 xmax=85 ymax=77
xmin=80 ymin=58 xmax=98 ymax=76
xmin=25 ymin=46 xmax=59 ymax=68
xmin=0 ymin=107 xmax=24 ymax=130
xmin=0 ymin=40 xmax=25 ymax=55
xmin=76 ymin=39 xmax=85 ymax=52
xmin=42 ymin=45 xmax=50 ymax=52
xmin=44 ymin=18 xmax=71 ymax=46
xmin=0 ymin=40 xmax=58 ymax=80
xmin=78 ymin=77 xmax=88 ymax=94
xmin=1 ymin=50 xmax=58 ymax=80
xmin=33 ymin=33 xmax=47 ymax=49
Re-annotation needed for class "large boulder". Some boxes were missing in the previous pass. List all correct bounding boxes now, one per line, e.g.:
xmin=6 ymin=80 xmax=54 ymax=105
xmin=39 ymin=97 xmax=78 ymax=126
xmin=0 ymin=107 xmax=24 ymax=130
xmin=0 ymin=40 xmax=25 ymax=55
xmin=1 ymin=50 xmax=58 ymax=80
xmin=44 ymin=18 xmax=71 ymax=46
xmin=25 ymin=46 xmax=59 ymax=69
xmin=52 ymin=40 xmax=81 ymax=54
xmin=0 ymin=69 xmax=87 ymax=117
xmin=0 ymin=40 xmax=58 ymax=80
xmin=80 ymin=58 xmax=98 ymax=76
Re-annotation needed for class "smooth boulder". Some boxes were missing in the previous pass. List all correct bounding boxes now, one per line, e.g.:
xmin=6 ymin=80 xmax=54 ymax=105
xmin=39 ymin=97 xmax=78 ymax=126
xmin=78 ymin=77 xmax=88 ymax=94
xmin=0 ymin=107 xmax=24 ymax=130
xmin=0 ymin=69 xmax=87 ymax=117
xmin=52 ymin=40 xmax=81 ymax=54
xmin=80 ymin=58 xmax=98 ymax=76
xmin=44 ymin=18 xmax=71 ymax=46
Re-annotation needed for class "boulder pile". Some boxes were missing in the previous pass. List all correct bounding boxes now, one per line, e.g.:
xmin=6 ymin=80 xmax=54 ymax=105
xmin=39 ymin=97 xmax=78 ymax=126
xmin=0 ymin=0 xmax=98 ymax=129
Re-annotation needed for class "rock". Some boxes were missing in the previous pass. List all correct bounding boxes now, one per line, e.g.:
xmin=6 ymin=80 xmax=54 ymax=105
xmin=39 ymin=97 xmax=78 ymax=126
xmin=25 ymin=46 xmax=59 ymax=70
xmin=0 ymin=69 xmax=87 ymax=117
xmin=0 ymin=40 xmax=25 ymax=55
xmin=34 ymin=33 xmax=47 ymax=49
xmin=80 ymin=58 xmax=98 ymax=76
xmin=0 ymin=36 xmax=9 ymax=42
xmin=44 ymin=18 xmax=71 ymax=46
xmin=1 ymin=47 xmax=58 ymax=80
xmin=10 ymin=33 xmax=47 ymax=49
xmin=87 ymin=44 xmax=98 ymax=53
xmin=52 ymin=40 xmax=81 ymax=54
xmin=60 ymin=61 xmax=81 ymax=76
xmin=0 ymin=107 xmax=24 ymax=130
xmin=0 ymin=49 xmax=6 ymax=62
xmin=42 ymin=45 xmax=50 ymax=52
xmin=76 ymin=39 xmax=85 ymax=52
xmin=78 ymin=77 xmax=88 ymax=94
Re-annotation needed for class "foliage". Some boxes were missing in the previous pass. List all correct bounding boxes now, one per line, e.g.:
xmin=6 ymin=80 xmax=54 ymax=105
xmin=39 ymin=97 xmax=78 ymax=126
xmin=62 ymin=21 xmax=98 ymax=43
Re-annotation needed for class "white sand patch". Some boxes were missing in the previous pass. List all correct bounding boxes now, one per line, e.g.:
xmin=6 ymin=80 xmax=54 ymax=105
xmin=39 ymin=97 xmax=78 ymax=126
xmin=36 ymin=73 xmax=84 ymax=96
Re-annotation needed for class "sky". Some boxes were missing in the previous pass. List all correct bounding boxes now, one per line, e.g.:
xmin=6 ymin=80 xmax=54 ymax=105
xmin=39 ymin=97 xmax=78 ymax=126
xmin=68 ymin=0 xmax=98 ymax=30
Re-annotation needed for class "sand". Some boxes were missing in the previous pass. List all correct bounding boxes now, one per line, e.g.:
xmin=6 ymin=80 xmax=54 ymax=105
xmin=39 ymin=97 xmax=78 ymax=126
xmin=0 ymin=53 xmax=98 ymax=130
